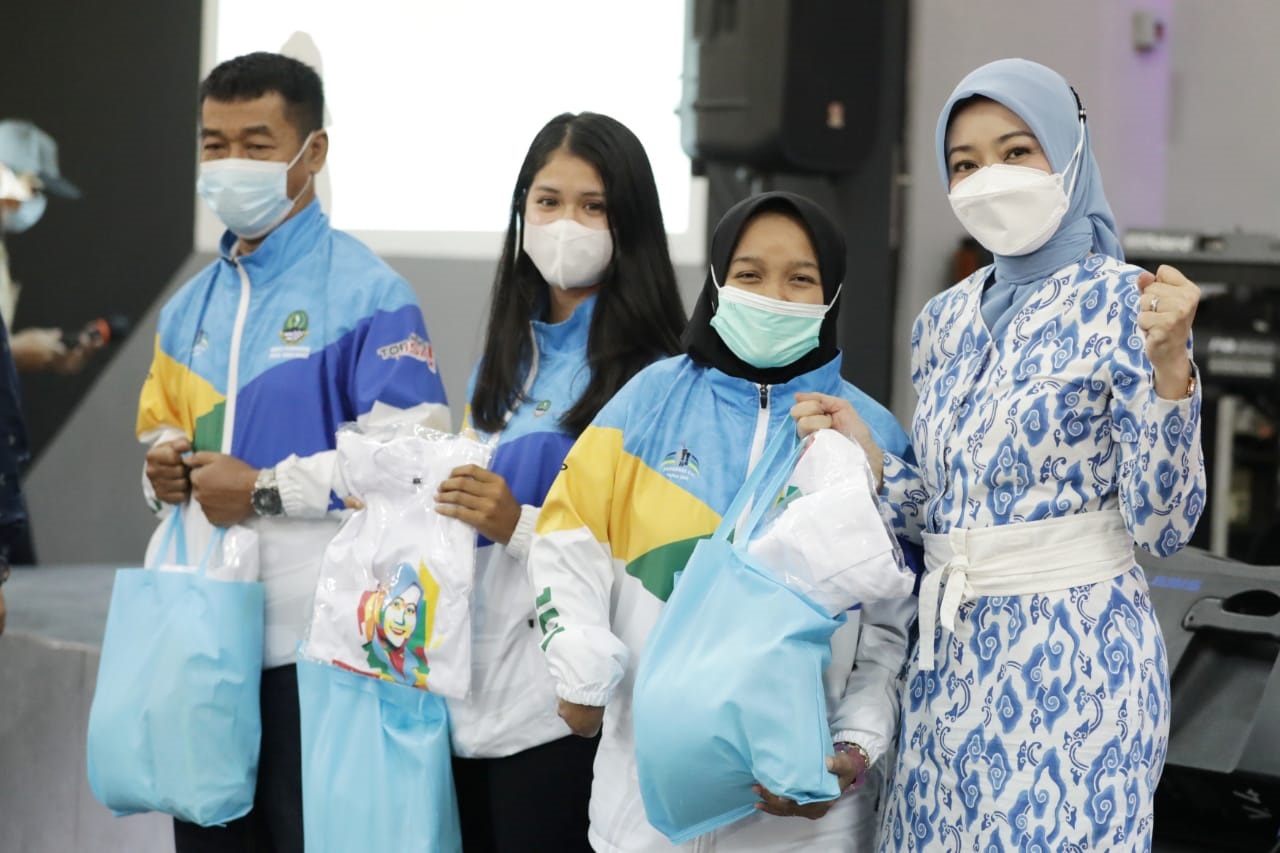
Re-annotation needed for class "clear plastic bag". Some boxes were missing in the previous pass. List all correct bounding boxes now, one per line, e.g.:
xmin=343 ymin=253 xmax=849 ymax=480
xmin=300 ymin=422 xmax=491 ymax=699
xmin=747 ymin=430 xmax=911 ymax=616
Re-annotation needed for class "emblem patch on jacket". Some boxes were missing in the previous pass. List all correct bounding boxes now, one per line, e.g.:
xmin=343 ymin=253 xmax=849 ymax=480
xmin=281 ymin=310 xmax=309 ymax=344
xmin=660 ymin=444 xmax=701 ymax=481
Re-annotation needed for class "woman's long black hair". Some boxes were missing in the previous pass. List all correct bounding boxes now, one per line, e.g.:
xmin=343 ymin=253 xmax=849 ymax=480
xmin=470 ymin=112 xmax=688 ymax=436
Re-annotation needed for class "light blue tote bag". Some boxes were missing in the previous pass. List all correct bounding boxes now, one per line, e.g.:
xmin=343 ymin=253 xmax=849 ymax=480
xmin=86 ymin=508 xmax=265 ymax=826
xmin=632 ymin=426 xmax=845 ymax=843
xmin=297 ymin=656 xmax=462 ymax=853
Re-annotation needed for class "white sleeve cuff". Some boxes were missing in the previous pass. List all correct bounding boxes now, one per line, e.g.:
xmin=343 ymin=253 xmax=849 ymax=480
xmin=503 ymin=504 xmax=540 ymax=564
xmin=831 ymin=728 xmax=887 ymax=767
xmin=542 ymin=626 xmax=629 ymax=709
xmin=139 ymin=425 xmax=188 ymax=447
xmin=555 ymin=683 xmax=617 ymax=708
xmin=275 ymin=451 xmax=341 ymax=517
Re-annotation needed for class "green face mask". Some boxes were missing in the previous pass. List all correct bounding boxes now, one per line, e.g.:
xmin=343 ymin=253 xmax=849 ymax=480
xmin=709 ymin=272 xmax=840 ymax=369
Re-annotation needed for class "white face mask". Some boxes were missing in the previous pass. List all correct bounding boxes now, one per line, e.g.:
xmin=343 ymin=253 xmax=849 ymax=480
xmin=947 ymin=118 xmax=1085 ymax=257
xmin=522 ymin=218 xmax=613 ymax=289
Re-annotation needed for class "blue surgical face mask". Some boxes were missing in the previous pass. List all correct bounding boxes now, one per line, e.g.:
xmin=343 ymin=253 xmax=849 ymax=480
xmin=708 ymin=267 xmax=840 ymax=369
xmin=196 ymin=132 xmax=315 ymax=240
xmin=1 ymin=194 xmax=47 ymax=234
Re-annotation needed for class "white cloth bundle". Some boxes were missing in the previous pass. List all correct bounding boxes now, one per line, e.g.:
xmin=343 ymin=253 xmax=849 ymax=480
xmin=301 ymin=423 xmax=490 ymax=699
xmin=748 ymin=430 xmax=911 ymax=615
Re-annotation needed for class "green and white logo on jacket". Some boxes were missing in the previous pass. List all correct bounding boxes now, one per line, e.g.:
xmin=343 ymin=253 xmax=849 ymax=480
xmin=281 ymin=310 xmax=309 ymax=344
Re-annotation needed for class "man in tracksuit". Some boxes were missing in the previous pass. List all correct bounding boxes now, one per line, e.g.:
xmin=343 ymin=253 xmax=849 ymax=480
xmin=138 ymin=52 xmax=448 ymax=853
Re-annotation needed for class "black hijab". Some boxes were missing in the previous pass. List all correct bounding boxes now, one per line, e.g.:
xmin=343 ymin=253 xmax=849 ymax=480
xmin=682 ymin=191 xmax=845 ymax=385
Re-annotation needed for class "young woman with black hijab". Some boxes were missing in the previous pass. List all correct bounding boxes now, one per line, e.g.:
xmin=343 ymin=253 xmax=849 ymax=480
xmin=527 ymin=192 xmax=915 ymax=851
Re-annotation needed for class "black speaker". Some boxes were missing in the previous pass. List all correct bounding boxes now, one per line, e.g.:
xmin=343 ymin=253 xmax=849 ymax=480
xmin=679 ymin=0 xmax=885 ymax=174
xmin=1138 ymin=548 xmax=1280 ymax=850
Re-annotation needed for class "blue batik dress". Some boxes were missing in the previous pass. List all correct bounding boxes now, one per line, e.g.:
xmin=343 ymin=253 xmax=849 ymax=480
xmin=878 ymin=255 xmax=1205 ymax=852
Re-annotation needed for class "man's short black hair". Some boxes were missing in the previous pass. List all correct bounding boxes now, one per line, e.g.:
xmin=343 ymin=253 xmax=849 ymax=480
xmin=199 ymin=52 xmax=324 ymax=136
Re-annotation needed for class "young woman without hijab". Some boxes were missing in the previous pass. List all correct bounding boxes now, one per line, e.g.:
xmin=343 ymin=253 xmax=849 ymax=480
xmin=529 ymin=191 xmax=917 ymax=852
xmin=793 ymin=58 xmax=1205 ymax=851
xmin=435 ymin=111 xmax=688 ymax=853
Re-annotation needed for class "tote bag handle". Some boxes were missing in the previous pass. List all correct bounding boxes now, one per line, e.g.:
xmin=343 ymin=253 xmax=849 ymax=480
xmin=712 ymin=426 xmax=806 ymax=546
xmin=147 ymin=508 xmax=189 ymax=569
xmin=146 ymin=504 xmax=228 ymax=576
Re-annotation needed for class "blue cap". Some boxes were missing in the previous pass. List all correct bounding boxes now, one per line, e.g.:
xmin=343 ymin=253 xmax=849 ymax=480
xmin=0 ymin=119 xmax=80 ymax=199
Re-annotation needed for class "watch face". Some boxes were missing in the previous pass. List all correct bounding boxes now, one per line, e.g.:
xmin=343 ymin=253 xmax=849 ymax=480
xmin=253 ymin=488 xmax=283 ymax=516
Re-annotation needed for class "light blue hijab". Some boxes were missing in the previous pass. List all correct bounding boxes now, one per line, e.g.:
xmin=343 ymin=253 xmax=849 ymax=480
xmin=935 ymin=58 xmax=1123 ymax=338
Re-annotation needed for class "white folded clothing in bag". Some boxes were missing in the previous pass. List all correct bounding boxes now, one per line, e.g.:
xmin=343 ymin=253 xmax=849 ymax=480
xmin=144 ymin=501 xmax=260 ymax=583
xmin=748 ymin=430 xmax=911 ymax=616
xmin=301 ymin=423 xmax=490 ymax=699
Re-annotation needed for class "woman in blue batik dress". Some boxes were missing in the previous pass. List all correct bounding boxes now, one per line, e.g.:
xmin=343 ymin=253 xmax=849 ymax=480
xmin=790 ymin=58 xmax=1205 ymax=852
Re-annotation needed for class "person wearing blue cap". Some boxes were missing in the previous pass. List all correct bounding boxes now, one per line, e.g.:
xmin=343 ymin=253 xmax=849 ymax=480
xmin=0 ymin=119 xmax=102 ymax=375
xmin=0 ymin=119 xmax=104 ymax=574
xmin=793 ymin=58 xmax=1205 ymax=850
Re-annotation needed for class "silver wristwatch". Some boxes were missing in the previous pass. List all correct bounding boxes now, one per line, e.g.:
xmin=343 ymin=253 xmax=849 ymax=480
xmin=251 ymin=467 xmax=284 ymax=517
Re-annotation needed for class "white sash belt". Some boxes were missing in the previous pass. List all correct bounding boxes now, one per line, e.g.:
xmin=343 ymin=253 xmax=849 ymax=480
xmin=917 ymin=511 xmax=1135 ymax=671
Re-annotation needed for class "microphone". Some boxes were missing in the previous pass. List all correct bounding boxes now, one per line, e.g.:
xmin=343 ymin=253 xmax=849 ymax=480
xmin=63 ymin=314 xmax=130 ymax=349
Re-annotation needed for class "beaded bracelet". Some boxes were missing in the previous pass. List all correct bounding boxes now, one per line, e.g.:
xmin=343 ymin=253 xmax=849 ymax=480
xmin=834 ymin=741 xmax=871 ymax=769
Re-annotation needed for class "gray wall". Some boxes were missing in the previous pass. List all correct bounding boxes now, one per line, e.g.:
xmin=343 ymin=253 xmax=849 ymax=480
xmin=25 ymin=254 xmax=704 ymax=565
xmin=1163 ymin=1 xmax=1280 ymax=232
xmin=893 ymin=0 xmax=1280 ymax=421
xmin=893 ymin=0 xmax=1175 ymax=420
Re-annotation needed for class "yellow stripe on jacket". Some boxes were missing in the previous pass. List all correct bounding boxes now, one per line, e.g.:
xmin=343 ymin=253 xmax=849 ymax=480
xmin=136 ymin=334 xmax=226 ymax=445
xmin=538 ymin=424 xmax=721 ymax=602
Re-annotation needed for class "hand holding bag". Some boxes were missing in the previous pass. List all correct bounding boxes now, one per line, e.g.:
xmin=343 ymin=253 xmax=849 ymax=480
xmin=297 ymin=424 xmax=480 ymax=853
xmin=632 ymin=427 xmax=845 ymax=843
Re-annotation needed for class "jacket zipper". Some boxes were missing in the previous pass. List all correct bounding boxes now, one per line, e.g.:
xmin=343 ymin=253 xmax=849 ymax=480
xmin=736 ymin=383 xmax=771 ymax=531
xmin=747 ymin=383 xmax=770 ymax=472
xmin=222 ymin=259 xmax=253 ymax=453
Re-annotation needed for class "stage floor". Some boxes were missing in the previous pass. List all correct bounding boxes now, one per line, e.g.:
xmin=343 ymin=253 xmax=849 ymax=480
xmin=0 ymin=565 xmax=174 ymax=853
